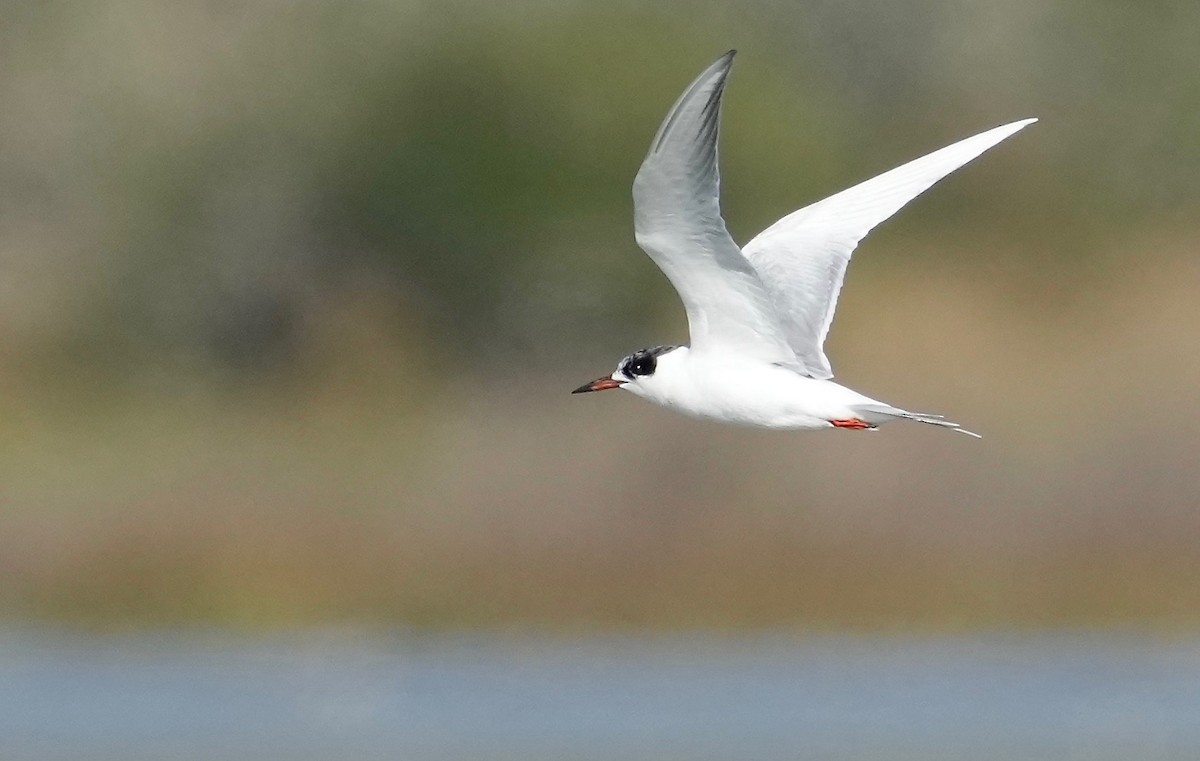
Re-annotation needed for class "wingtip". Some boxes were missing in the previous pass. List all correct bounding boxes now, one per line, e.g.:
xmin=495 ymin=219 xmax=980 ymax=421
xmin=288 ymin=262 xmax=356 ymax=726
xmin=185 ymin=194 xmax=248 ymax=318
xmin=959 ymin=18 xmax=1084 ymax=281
xmin=712 ymin=49 xmax=737 ymax=71
xmin=976 ymin=117 xmax=1038 ymax=142
xmin=645 ymin=49 xmax=739 ymax=156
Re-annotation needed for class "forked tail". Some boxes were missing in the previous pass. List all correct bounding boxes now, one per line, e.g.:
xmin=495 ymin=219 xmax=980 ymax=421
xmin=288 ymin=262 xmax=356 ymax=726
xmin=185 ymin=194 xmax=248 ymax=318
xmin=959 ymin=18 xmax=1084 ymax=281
xmin=852 ymin=404 xmax=982 ymax=438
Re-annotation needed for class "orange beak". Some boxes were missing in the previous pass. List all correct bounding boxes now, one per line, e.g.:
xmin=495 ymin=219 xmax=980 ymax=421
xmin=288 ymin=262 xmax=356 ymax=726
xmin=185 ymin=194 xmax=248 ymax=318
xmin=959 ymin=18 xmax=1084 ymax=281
xmin=571 ymin=376 xmax=625 ymax=394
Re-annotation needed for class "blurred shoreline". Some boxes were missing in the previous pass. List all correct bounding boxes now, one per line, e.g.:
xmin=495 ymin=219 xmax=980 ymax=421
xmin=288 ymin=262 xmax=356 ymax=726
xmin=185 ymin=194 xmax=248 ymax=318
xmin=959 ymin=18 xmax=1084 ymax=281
xmin=3 ymin=251 xmax=1199 ymax=632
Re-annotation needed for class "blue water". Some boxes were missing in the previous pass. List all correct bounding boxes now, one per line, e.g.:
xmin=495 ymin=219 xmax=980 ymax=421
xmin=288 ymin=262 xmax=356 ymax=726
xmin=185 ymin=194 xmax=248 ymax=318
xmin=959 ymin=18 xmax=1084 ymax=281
xmin=2 ymin=629 xmax=1199 ymax=760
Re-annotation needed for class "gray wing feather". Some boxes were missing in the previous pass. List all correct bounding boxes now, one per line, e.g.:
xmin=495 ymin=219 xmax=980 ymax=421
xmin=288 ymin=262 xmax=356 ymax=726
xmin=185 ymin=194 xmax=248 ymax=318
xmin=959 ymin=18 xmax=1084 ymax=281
xmin=633 ymin=51 xmax=798 ymax=366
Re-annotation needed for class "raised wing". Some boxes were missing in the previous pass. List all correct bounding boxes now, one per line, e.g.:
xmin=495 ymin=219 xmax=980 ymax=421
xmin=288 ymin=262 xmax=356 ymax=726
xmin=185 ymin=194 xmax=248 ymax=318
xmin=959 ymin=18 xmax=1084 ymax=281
xmin=742 ymin=118 xmax=1037 ymax=379
xmin=633 ymin=51 xmax=798 ymax=366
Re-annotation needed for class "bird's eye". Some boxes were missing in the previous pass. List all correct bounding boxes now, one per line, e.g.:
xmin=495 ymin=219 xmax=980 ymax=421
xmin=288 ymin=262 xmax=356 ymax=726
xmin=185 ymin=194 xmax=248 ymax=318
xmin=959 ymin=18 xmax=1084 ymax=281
xmin=627 ymin=354 xmax=656 ymax=377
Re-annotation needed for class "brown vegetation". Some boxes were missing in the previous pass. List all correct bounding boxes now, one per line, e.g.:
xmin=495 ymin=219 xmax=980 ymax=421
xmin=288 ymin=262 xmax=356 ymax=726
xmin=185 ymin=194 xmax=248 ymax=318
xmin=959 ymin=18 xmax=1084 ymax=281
xmin=5 ymin=247 xmax=1199 ymax=631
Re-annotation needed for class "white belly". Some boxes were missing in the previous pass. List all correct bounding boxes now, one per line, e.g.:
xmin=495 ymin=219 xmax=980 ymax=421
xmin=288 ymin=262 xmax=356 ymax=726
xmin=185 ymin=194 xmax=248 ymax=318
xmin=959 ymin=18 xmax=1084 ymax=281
xmin=626 ymin=350 xmax=883 ymax=430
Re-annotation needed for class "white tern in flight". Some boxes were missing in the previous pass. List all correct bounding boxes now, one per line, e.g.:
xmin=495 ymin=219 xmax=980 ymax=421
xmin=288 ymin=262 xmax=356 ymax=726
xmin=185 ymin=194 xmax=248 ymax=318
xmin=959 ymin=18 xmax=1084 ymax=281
xmin=573 ymin=51 xmax=1034 ymax=437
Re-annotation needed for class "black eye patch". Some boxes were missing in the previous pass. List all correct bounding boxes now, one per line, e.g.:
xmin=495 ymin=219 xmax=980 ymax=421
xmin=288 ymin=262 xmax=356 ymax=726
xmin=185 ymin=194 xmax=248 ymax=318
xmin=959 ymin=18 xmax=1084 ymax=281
xmin=621 ymin=345 xmax=678 ymax=378
xmin=626 ymin=353 xmax=656 ymax=376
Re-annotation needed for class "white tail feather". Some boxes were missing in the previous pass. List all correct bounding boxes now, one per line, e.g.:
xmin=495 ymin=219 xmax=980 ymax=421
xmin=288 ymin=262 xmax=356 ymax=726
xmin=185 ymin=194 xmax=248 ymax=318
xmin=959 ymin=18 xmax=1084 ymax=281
xmin=852 ymin=404 xmax=982 ymax=439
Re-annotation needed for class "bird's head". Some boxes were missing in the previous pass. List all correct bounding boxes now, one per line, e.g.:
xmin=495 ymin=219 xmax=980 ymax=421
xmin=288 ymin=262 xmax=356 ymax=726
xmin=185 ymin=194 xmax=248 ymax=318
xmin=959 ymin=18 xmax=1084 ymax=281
xmin=572 ymin=345 xmax=682 ymax=398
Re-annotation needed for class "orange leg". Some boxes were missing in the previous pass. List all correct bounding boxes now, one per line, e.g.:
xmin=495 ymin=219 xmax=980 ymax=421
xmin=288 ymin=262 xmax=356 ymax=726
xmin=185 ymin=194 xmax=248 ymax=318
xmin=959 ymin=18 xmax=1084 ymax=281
xmin=830 ymin=418 xmax=874 ymax=430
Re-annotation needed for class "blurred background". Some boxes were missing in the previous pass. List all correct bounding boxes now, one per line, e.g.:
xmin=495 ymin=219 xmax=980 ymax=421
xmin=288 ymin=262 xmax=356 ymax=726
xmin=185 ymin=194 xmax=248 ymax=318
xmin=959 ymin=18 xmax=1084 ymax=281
xmin=2 ymin=1 xmax=1200 ymax=759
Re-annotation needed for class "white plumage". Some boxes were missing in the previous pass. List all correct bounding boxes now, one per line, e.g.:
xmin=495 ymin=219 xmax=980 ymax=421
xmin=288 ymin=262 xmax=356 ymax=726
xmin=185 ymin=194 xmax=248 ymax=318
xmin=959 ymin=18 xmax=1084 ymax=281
xmin=573 ymin=51 xmax=1035 ymax=437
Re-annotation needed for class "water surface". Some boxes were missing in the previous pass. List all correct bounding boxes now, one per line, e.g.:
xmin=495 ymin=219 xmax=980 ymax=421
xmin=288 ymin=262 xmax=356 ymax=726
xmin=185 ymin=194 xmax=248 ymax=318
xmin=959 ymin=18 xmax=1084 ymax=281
xmin=3 ymin=629 xmax=1199 ymax=760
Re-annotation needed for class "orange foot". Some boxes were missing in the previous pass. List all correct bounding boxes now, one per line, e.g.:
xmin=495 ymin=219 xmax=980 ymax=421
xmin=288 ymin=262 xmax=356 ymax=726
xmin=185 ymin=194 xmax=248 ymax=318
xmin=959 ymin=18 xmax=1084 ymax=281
xmin=831 ymin=418 xmax=874 ymax=430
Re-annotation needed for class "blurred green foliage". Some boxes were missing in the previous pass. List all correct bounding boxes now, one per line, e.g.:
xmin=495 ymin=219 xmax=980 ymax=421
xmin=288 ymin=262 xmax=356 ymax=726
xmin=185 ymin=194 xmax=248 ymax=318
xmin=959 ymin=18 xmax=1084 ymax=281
xmin=3 ymin=0 xmax=1198 ymax=384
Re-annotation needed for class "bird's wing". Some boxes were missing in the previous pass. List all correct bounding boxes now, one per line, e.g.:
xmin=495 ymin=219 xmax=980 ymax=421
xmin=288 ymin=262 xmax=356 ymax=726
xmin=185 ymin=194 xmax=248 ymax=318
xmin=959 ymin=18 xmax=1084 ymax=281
xmin=742 ymin=118 xmax=1037 ymax=379
xmin=633 ymin=51 xmax=799 ymax=367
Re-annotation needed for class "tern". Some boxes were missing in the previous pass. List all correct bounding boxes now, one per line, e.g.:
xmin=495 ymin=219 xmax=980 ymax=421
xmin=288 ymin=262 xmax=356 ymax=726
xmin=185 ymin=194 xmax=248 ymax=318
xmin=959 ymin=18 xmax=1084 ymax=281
xmin=573 ymin=51 xmax=1034 ymax=436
